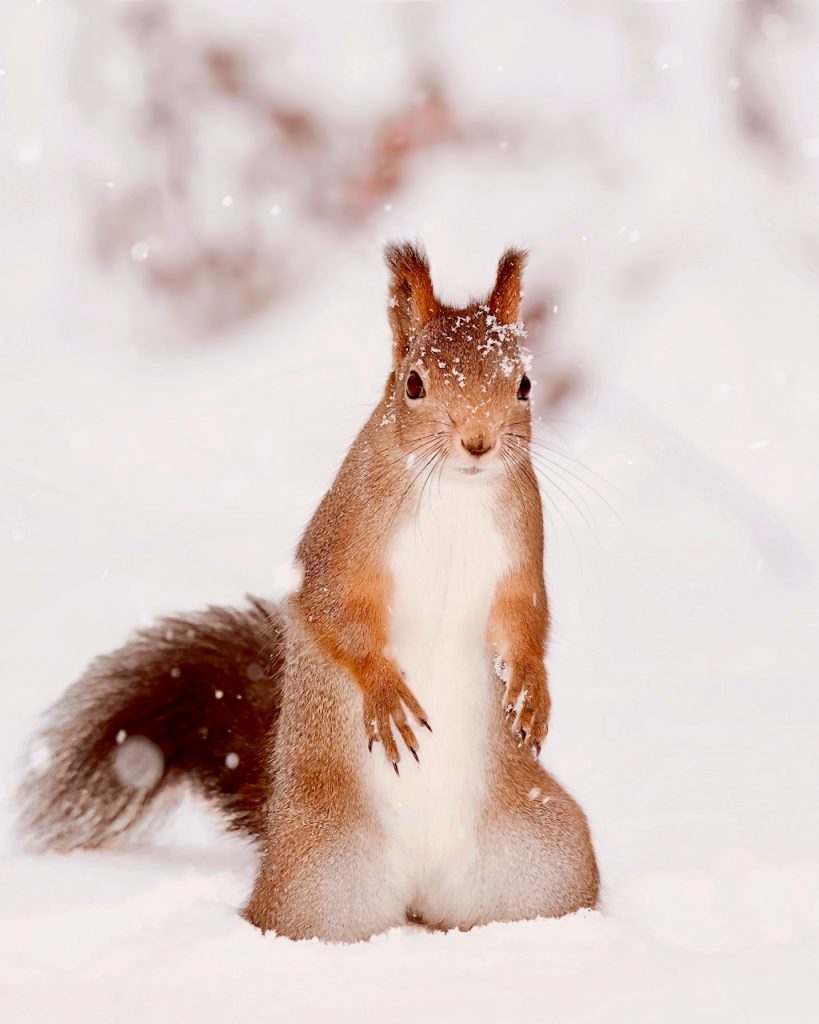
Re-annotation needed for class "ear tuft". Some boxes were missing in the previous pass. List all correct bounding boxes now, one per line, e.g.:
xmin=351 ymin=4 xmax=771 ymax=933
xmin=489 ymin=247 xmax=527 ymax=325
xmin=384 ymin=241 xmax=439 ymax=364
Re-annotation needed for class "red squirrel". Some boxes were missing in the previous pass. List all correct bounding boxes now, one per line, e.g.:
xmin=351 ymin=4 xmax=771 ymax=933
xmin=19 ymin=243 xmax=599 ymax=941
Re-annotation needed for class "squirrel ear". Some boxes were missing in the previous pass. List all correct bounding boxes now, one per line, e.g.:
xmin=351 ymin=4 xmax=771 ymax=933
xmin=384 ymin=241 xmax=439 ymax=364
xmin=489 ymin=247 xmax=527 ymax=325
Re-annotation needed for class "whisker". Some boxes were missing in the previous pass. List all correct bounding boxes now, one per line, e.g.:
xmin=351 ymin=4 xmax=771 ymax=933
xmin=435 ymin=443 xmax=447 ymax=500
xmin=521 ymin=450 xmax=602 ymax=530
xmin=505 ymin=434 xmax=622 ymax=525
xmin=504 ymin=438 xmax=602 ymax=546
xmin=505 ymin=415 xmax=595 ymax=433
xmin=502 ymin=445 xmax=582 ymax=559
xmin=379 ymin=433 xmax=448 ymax=471
xmin=505 ymin=426 xmax=624 ymax=498
xmin=416 ymin=448 xmax=444 ymax=518
xmin=385 ymin=441 xmax=446 ymax=536
xmin=528 ymin=436 xmax=623 ymax=496
xmin=528 ymin=347 xmax=573 ymax=362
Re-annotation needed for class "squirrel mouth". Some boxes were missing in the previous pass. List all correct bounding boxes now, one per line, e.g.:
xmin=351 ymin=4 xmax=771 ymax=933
xmin=459 ymin=466 xmax=483 ymax=476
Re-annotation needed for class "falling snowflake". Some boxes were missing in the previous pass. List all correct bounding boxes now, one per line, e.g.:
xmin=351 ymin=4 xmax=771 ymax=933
xmin=113 ymin=736 xmax=164 ymax=790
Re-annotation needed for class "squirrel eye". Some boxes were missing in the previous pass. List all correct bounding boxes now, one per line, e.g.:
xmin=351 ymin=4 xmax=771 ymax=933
xmin=517 ymin=374 xmax=531 ymax=401
xmin=406 ymin=370 xmax=426 ymax=400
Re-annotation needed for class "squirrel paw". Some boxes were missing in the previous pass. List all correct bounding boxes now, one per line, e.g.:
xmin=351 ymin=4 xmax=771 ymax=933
xmin=363 ymin=678 xmax=430 ymax=771
xmin=502 ymin=667 xmax=550 ymax=758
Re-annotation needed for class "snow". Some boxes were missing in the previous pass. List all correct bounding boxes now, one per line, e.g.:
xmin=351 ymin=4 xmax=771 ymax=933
xmin=271 ymin=559 xmax=305 ymax=600
xmin=1 ymin=1 xmax=818 ymax=1022
xmin=129 ymin=240 xmax=149 ymax=262
xmin=113 ymin=737 xmax=165 ymax=791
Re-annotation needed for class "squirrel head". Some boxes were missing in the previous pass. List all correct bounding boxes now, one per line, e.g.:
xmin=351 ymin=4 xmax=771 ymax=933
xmin=383 ymin=242 xmax=533 ymax=476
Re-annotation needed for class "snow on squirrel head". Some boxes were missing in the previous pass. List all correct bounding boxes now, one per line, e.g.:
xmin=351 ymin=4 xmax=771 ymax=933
xmin=383 ymin=241 xmax=533 ymax=477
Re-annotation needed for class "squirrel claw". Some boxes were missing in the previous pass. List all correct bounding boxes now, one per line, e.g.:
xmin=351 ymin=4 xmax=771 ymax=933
xmin=362 ymin=676 xmax=428 ymax=768
xmin=368 ymin=736 xmax=375 ymax=753
xmin=410 ymin=746 xmax=419 ymax=763
xmin=421 ymin=719 xmax=433 ymax=733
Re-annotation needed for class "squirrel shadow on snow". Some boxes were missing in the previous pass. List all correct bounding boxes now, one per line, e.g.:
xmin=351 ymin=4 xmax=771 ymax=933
xmin=18 ymin=242 xmax=599 ymax=942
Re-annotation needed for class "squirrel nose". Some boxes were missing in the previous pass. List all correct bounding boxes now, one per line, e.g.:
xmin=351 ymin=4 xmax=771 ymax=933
xmin=461 ymin=436 xmax=493 ymax=457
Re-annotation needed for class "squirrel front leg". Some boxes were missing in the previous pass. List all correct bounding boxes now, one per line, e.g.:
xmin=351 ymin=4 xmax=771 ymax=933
xmin=489 ymin=569 xmax=551 ymax=756
xmin=295 ymin=568 xmax=430 ymax=772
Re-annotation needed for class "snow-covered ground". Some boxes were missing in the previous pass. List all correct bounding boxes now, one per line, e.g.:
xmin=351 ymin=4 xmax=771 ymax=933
xmin=1 ymin=2 xmax=817 ymax=1022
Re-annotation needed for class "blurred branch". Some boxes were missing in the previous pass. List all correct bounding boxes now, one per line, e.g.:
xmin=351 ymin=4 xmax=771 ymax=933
xmin=86 ymin=2 xmax=470 ymax=336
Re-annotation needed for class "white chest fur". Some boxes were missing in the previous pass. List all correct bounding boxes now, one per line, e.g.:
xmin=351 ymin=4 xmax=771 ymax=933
xmin=370 ymin=470 xmax=511 ymax=916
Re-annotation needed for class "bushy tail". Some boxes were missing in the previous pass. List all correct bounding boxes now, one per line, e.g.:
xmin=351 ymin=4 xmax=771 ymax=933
xmin=18 ymin=597 xmax=285 ymax=850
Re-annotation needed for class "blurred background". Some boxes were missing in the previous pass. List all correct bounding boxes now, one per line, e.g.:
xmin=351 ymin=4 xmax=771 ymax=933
xmin=0 ymin=1 xmax=818 ymax=1017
